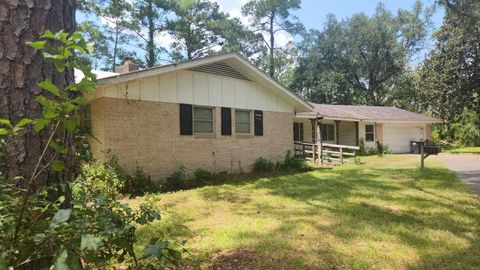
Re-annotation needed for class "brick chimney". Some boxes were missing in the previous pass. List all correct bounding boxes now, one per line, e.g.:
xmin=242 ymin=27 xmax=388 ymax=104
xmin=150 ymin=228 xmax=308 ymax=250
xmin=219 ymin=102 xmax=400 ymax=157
xmin=115 ymin=57 xmax=139 ymax=74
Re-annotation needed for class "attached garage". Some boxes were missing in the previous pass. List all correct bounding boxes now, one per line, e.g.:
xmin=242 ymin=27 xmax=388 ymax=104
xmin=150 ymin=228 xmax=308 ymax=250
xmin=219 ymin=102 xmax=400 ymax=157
xmin=382 ymin=124 xmax=425 ymax=153
xmin=294 ymin=104 xmax=441 ymax=154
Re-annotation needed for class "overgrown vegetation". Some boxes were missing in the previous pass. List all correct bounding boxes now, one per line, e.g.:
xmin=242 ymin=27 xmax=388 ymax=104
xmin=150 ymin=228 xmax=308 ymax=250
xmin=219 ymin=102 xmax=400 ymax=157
xmin=253 ymin=151 xmax=311 ymax=173
xmin=0 ymin=31 xmax=180 ymax=269
xmin=163 ymin=166 xmax=189 ymax=192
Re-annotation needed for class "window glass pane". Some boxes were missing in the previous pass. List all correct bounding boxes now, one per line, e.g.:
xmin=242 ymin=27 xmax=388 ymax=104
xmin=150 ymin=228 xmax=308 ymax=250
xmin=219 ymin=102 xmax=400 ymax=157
xmin=366 ymin=133 xmax=374 ymax=141
xmin=236 ymin=122 xmax=250 ymax=133
xmin=236 ymin=111 xmax=250 ymax=122
xmin=365 ymin=125 xmax=374 ymax=133
xmin=194 ymin=107 xmax=213 ymax=120
xmin=321 ymin=124 xmax=334 ymax=141
xmin=194 ymin=120 xmax=213 ymax=133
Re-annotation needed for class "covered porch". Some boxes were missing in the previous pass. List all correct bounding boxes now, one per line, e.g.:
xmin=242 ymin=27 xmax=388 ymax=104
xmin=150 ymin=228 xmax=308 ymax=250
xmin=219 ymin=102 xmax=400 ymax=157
xmin=293 ymin=115 xmax=368 ymax=163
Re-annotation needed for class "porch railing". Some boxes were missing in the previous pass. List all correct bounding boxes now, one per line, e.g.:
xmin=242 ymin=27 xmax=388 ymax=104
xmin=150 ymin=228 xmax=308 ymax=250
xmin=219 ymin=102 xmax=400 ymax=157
xmin=294 ymin=141 xmax=360 ymax=164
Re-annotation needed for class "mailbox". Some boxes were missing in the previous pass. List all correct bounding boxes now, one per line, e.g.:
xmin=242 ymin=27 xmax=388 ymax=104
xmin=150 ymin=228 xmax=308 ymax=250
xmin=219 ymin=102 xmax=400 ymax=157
xmin=423 ymin=146 xmax=440 ymax=155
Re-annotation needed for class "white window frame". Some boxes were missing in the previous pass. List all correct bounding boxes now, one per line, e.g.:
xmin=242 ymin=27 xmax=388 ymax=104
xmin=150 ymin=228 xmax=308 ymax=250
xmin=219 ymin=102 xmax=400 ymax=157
xmin=365 ymin=124 xmax=375 ymax=142
xmin=193 ymin=106 xmax=215 ymax=135
xmin=235 ymin=109 xmax=252 ymax=135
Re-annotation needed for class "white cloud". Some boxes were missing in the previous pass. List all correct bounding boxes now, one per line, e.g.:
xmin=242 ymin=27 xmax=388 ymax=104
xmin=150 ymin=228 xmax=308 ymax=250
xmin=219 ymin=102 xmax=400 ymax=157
xmin=155 ymin=31 xmax=176 ymax=48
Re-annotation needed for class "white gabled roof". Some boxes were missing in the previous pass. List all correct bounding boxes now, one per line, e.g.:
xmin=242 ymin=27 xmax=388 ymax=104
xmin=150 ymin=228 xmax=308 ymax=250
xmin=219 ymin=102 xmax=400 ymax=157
xmin=94 ymin=53 xmax=313 ymax=113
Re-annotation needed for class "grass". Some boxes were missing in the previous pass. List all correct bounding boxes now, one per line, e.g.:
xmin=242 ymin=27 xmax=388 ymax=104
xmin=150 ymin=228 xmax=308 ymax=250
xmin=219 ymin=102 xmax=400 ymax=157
xmin=131 ymin=155 xmax=480 ymax=270
xmin=448 ymin=147 xmax=480 ymax=154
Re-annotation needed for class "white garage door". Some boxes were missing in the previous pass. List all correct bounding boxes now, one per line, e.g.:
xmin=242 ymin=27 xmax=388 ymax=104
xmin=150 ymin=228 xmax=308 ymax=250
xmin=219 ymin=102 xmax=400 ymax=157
xmin=383 ymin=125 xmax=424 ymax=153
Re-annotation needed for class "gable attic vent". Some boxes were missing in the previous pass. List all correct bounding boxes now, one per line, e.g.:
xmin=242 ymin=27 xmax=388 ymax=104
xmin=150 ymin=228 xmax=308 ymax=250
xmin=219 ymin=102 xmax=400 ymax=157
xmin=189 ymin=62 xmax=251 ymax=81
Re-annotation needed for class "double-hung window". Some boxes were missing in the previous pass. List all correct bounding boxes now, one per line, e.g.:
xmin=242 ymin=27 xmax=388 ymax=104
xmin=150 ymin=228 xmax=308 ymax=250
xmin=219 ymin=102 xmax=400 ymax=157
xmin=365 ymin=124 xmax=375 ymax=142
xmin=321 ymin=124 xmax=335 ymax=141
xmin=193 ymin=106 xmax=214 ymax=134
xmin=293 ymin=122 xmax=304 ymax=141
xmin=235 ymin=110 xmax=251 ymax=134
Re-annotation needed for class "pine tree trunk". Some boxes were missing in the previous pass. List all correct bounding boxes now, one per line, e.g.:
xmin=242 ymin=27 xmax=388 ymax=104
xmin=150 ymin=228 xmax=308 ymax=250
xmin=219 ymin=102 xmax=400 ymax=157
xmin=0 ymin=0 xmax=76 ymax=188
xmin=269 ymin=13 xmax=275 ymax=78
xmin=147 ymin=0 xmax=156 ymax=67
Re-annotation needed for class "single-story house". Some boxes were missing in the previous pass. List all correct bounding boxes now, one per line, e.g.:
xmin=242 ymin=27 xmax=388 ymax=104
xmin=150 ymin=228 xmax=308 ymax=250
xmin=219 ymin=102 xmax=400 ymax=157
xmin=294 ymin=104 xmax=442 ymax=153
xmin=80 ymin=53 xmax=312 ymax=179
xmin=78 ymin=53 xmax=440 ymax=179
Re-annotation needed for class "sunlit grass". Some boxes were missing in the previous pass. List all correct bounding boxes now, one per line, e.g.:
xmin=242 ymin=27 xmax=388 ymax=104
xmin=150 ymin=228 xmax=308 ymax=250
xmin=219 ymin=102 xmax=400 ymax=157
xmin=448 ymin=147 xmax=480 ymax=154
xmin=132 ymin=155 xmax=480 ymax=269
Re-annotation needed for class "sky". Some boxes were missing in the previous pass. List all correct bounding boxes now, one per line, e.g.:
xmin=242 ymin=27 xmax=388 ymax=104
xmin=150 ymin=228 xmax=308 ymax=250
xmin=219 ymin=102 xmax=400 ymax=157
xmin=213 ymin=0 xmax=444 ymax=63
xmin=78 ymin=0 xmax=446 ymax=67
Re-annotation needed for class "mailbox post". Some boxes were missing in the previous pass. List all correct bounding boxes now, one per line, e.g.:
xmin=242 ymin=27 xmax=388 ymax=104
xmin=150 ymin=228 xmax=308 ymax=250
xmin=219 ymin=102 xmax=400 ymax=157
xmin=419 ymin=142 xmax=441 ymax=168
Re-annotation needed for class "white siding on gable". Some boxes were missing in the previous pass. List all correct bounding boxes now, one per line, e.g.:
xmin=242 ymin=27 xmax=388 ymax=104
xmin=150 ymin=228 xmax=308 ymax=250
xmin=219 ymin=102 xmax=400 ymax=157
xmin=222 ymin=79 xmax=235 ymax=107
xmin=103 ymin=85 xmax=119 ymax=98
xmin=159 ymin=72 xmax=177 ymax=102
xmin=193 ymin=72 xmax=209 ymax=105
xmin=141 ymin=76 xmax=159 ymax=101
xmin=93 ymin=70 xmax=296 ymax=113
xmin=267 ymin=92 xmax=277 ymax=111
xmin=119 ymin=80 xmax=140 ymax=100
xmin=245 ymin=81 xmax=257 ymax=109
xmin=208 ymin=76 xmax=222 ymax=106
xmin=256 ymin=85 xmax=269 ymax=109
xmin=234 ymin=80 xmax=247 ymax=108
xmin=177 ymin=70 xmax=193 ymax=103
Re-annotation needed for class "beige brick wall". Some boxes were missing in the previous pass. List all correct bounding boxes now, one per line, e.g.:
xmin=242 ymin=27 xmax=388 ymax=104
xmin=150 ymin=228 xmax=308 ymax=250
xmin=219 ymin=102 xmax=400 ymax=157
xmin=90 ymin=97 xmax=294 ymax=180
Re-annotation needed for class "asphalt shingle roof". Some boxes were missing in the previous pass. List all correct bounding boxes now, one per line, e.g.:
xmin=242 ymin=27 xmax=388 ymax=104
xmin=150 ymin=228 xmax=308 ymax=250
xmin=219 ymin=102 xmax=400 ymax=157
xmin=298 ymin=103 xmax=441 ymax=122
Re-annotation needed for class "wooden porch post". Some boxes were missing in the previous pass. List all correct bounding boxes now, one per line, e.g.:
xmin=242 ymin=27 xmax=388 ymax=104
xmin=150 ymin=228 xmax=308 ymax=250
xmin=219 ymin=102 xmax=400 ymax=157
xmin=355 ymin=121 xmax=359 ymax=146
xmin=335 ymin=120 xmax=340 ymax=145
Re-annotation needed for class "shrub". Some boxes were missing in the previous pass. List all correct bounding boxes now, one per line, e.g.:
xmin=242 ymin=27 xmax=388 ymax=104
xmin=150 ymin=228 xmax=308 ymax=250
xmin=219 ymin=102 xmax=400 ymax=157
xmin=452 ymin=109 xmax=480 ymax=146
xmin=358 ymin=138 xmax=366 ymax=156
xmin=278 ymin=150 xmax=311 ymax=172
xmin=253 ymin=157 xmax=275 ymax=172
xmin=163 ymin=166 xmax=188 ymax=192
xmin=74 ymin=161 xmax=124 ymax=197
xmin=121 ymin=164 xmax=160 ymax=198
xmin=194 ymin=168 xmax=213 ymax=181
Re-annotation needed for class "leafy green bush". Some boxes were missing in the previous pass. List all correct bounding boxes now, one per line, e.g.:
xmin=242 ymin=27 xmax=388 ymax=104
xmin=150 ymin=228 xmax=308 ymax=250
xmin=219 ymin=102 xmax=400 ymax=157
xmin=254 ymin=151 xmax=310 ymax=173
xmin=0 ymin=31 xmax=182 ymax=269
xmin=452 ymin=109 xmax=480 ymax=146
xmin=253 ymin=157 xmax=275 ymax=172
xmin=163 ymin=166 xmax=188 ymax=192
xmin=194 ymin=168 xmax=213 ymax=181
xmin=121 ymin=164 xmax=160 ymax=198
xmin=278 ymin=150 xmax=311 ymax=172
xmin=74 ymin=161 xmax=124 ymax=197
xmin=358 ymin=138 xmax=366 ymax=156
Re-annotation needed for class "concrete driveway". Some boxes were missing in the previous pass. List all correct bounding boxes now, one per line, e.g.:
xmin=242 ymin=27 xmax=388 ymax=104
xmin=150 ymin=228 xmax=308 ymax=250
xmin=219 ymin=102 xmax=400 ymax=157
xmin=435 ymin=153 xmax=480 ymax=195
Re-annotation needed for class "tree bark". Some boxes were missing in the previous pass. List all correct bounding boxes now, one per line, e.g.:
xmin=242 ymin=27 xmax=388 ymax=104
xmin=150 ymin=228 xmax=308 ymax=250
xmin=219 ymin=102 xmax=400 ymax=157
xmin=269 ymin=12 xmax=275 ymax=78
xmin=0 ymin=0 xmax=76 ymax=188
xmin=146 ymin=0 xmax=156 ymax=67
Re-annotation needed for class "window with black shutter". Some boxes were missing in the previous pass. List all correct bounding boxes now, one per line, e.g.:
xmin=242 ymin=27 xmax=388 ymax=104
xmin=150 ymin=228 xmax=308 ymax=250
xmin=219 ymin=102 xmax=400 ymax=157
xmin=221 ymin=107 xmax=232 ymax=135
xmin=254 ymin=110 xmax=263 ymax=136
xmin=179 ymin=104 xmax=193 ymax=135
xmin=293 ymin=122 xmax=304 ymax=141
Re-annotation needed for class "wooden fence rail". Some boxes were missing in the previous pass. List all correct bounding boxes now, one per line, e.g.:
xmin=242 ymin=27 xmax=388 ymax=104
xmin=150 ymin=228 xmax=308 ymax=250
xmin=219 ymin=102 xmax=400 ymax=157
xmin=294 ymin=141 xmax=360 ymax=164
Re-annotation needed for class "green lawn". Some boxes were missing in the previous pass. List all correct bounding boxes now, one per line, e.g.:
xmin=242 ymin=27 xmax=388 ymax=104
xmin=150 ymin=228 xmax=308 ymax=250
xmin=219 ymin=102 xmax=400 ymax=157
xmin=448 ymin=147 xmax=480 ymax=154
xmin=132 ymin=155 xmax=480 ymax=270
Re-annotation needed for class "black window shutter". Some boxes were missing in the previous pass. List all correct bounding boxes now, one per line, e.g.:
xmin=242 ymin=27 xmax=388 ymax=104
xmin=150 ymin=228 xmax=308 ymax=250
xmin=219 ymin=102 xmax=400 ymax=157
xmin=254 ymin=110 xmax=263 ymax=136
xmin=221 ymin=107 xmax=232 ymax=135
xmin=179 ymin=104 xmax=193 ymax=135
